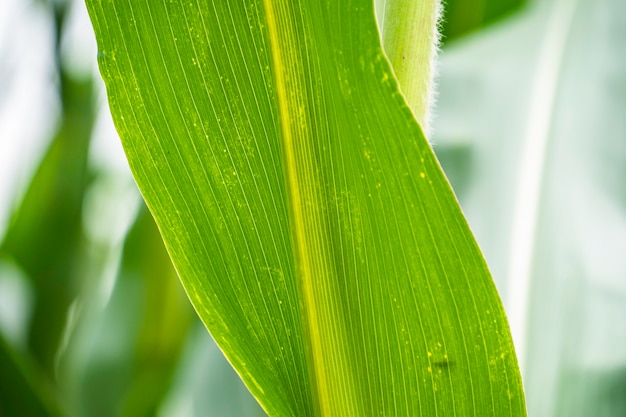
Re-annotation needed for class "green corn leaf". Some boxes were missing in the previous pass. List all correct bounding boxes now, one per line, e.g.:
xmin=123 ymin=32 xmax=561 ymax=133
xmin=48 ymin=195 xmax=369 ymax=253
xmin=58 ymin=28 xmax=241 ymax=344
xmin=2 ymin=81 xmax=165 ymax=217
xmin=86 ymin=0 xmax=526 ymax=415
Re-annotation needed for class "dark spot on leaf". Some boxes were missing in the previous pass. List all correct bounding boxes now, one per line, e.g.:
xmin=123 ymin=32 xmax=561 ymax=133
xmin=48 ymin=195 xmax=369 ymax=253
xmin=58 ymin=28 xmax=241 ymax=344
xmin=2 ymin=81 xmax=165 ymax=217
xmin=433 ymin=360 xmax=455 ymax=369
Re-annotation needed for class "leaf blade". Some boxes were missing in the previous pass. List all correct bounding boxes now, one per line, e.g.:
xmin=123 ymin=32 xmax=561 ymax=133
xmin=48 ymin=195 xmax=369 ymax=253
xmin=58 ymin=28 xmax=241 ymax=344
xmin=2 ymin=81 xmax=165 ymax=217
xmin=86 ymin=0 xmax=526 ymax=415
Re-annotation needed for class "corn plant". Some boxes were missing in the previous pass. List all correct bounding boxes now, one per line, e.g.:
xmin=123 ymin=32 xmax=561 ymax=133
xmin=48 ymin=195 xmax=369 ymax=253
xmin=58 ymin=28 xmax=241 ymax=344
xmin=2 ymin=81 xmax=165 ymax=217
xmin=82 ymin=0 xmax=526 ymax=415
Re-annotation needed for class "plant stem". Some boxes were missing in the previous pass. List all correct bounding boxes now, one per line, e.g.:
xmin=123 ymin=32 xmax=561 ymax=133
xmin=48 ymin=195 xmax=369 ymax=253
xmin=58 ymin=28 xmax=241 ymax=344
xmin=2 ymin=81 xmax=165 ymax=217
xmin=376 ymin=0 xmax=441 ymax=136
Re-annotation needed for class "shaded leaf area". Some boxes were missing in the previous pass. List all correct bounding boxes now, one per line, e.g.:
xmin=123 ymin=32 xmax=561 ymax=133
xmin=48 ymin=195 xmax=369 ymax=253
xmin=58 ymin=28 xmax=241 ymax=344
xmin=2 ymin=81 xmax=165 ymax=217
xmin=62 ymin=207 xmax=193 ymax=417
xmin=0 ymin=333 xmax=64 ymax=417
xmin=442 ymin=0 xmax=526 ymax=44
xmin=433 ymin=0 xmax=626 ymax=415
xmin=87 ymin=0 xmax=525 ymax=416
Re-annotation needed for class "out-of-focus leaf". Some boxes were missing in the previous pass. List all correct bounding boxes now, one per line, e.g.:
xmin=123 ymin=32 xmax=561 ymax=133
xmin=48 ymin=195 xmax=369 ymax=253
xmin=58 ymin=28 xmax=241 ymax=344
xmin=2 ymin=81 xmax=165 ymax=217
xmin=0 ymin=332 xmax=64 ymax=417
xmin=87 ymin=0 xmax=525 ymax=416
xmin=118 ymin=210 xmax=193 ymax=417
xmin=63 ymin=206 xmax=192 ymax=417
xmin=441 ymin=0 xmax=526 ymax=44
xmin=1 ymin=72 xmax=95 ymax=376
xmin=161 ymin=322 xmax=266 ymax=417
xmin=433 ymin=0 xmax=626 ymax=415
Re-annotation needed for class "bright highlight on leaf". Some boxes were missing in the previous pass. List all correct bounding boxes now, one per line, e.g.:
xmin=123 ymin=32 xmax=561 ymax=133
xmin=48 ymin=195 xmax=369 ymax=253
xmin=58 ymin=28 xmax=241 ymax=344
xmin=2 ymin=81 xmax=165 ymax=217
xmin=86 ymin=0 xmax=526 ymax=416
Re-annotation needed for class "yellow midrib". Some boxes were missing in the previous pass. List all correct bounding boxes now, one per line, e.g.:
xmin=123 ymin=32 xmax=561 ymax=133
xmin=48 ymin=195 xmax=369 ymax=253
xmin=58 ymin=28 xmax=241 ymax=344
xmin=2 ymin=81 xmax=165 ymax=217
xmin=261 ymin=0 xmax=331 ymax=416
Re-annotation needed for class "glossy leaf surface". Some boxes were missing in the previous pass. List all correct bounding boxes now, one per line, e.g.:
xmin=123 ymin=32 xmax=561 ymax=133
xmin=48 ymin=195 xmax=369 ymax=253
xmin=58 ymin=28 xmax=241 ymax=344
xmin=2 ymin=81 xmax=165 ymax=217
xmin=86 ymin=0 xmax=525 ymax=415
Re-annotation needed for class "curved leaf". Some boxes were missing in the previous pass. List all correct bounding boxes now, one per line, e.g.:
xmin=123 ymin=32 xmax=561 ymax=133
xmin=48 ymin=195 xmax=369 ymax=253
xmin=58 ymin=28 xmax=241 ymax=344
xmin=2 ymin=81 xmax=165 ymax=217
xmin=86 ymin=0 xmax=525 ymax=415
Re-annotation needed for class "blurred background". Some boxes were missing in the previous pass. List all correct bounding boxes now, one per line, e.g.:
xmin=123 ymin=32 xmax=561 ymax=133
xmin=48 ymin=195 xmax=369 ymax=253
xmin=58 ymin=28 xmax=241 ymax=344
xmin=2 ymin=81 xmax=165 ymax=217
xmin=0 ymin=0 xmax=624 ymax=416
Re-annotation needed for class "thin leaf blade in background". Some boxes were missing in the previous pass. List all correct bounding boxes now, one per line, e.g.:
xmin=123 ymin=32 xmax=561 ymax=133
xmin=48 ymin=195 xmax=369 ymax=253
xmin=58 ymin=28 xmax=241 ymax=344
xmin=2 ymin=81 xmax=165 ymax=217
xmin=61 ymin=206 xmax=193 ymax=417
xmin=433 ymin=0 xmax=626 ymax=415
xmin=86 ymin=0 xmax=526 ymax=415
xmin=1 ymin=62 xmax=95 ymax=379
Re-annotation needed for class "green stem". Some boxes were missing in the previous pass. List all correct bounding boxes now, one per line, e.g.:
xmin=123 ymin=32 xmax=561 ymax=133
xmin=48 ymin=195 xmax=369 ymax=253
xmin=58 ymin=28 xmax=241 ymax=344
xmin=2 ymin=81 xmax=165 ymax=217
xmin=376 ymin=0 xmax=441 ymax=135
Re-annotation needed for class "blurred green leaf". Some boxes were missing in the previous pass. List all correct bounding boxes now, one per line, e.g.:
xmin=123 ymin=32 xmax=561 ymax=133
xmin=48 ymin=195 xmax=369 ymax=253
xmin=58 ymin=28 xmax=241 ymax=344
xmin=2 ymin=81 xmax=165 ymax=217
xmin=0 ymin=2 xmax=100 ymax=415
xmin=1 ymin=71 xmax=95 ymax=376
xmin=64 ymin=207 xmax=193 ymax=417
xmin=161 ymin=322 xmax=267 ymax=417
xmin=117 ymin=209 xmax=193 ymax=417
xmin=0 ymin=333 xmax=64 ymax=417
xmin=441 ymin=0 xmax=526 ymax=44
xmin=87 ymin=0 xmax=525 ymax=416
xmin=433 ymin=0 xmax=626 ymax=415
